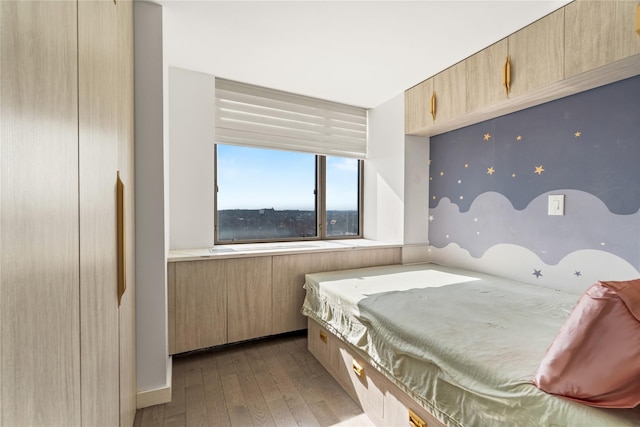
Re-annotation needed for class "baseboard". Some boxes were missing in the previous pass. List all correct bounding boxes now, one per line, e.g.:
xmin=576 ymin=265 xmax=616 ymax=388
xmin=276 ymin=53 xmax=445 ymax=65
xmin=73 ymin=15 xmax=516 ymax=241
xmin=136 ymin=357 xmax=172 ymax=409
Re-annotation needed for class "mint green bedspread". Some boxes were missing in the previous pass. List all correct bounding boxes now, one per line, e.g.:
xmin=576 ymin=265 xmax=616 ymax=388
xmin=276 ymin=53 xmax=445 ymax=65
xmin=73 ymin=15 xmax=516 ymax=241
xmin=301 ymin=263 xmax=640 ymax=427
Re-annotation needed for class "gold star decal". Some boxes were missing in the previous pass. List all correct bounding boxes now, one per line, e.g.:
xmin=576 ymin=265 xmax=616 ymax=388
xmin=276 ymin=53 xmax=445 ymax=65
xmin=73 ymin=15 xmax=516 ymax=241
xmin=516 ymin=135 xmax=523 ymax=141
xmin=487 ymin=167 xmax=495 ymax=175
xmin=512 ymin=173 xmax=516 ymax=178
xmin=439 ymin=171 xmax=444 ymax=176
xmin=429 ymin=159 xmax=432 ymax=165
xmin=483 ymin=133 xmax=492 ymax=141
xmin=429 ymin=176 xmax=432 ymax=181
xmin=574 ymin=131 xmax=581 ymax=138
xmin=464 ymin=163 xmax=469 ymax=168
xmin=534 ymin=165 xmax=545 ymax=175
xmin=432 ymin=196 xmax=436 ymax=200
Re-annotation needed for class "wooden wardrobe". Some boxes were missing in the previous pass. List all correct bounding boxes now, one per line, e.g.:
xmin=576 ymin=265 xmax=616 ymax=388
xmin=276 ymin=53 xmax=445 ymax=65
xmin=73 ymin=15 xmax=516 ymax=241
xmin=0 ymin=0 xmax=136 ymax=425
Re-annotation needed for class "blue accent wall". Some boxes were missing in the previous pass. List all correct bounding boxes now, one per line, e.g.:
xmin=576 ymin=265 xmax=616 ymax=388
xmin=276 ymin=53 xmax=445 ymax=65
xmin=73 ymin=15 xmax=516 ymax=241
xmin=428 ymin=76 xmax=640 ymax=294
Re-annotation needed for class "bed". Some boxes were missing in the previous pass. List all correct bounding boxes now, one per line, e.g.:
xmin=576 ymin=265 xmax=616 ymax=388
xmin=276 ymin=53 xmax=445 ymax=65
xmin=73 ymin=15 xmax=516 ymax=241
xmin=301 ymin=263 xmax=640 ymax=427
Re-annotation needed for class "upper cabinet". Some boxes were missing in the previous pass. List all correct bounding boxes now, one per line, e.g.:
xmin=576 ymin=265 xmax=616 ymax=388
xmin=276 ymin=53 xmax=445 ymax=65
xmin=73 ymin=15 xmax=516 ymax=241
xmin=405 ymin=0 xmax=640 ymax=137
xmin=404 ymin=61 xmax=466 ymax=135
xmin=405 ymin=78 xmax=433 ymax=133
xmin=466 ymin=39 xmax=509 ymax=113
xmin=565 ymin=0 xmax=640 ymax=78
xmin=433 ymin=60 xmax=467 ymax=122
xmin=508 ymin=8 xmax=564 ymax=98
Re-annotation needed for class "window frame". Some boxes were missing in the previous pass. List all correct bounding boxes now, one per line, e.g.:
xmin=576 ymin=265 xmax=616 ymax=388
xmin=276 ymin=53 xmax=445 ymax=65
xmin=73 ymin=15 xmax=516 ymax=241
xmin=214 ymin=144 xmax=363 ymax=244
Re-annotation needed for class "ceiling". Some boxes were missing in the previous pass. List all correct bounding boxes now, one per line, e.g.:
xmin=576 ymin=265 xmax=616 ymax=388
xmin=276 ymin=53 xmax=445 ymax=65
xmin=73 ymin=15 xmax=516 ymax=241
xmin=158 ymin=0 xmax=571 ymax=109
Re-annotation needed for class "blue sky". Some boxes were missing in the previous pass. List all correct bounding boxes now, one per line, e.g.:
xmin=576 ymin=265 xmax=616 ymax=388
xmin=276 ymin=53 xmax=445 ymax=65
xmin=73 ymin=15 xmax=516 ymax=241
xmin=217 ymin=144 xmax=358 ymax=210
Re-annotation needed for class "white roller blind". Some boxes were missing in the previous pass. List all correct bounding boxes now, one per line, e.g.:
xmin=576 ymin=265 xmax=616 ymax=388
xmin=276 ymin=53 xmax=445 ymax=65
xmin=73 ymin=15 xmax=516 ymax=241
xmin=215 ymin=78 xmax=367 ymax=158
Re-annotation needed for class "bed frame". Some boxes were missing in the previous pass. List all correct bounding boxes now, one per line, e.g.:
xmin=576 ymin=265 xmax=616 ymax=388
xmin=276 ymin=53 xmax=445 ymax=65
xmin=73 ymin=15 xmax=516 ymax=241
xmin=307 ymin=318 xmax=447 ymax=427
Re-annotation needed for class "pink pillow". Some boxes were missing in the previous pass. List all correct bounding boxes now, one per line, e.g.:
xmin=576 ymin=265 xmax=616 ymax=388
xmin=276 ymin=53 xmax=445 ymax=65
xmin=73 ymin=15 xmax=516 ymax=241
xmin=533 ymin=279 xmax=640 ymax=408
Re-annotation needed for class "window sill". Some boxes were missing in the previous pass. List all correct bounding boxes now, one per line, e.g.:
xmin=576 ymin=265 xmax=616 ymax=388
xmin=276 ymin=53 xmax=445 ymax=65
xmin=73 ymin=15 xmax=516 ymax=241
xmin=168 ymin=239 xmax=402 ymax=262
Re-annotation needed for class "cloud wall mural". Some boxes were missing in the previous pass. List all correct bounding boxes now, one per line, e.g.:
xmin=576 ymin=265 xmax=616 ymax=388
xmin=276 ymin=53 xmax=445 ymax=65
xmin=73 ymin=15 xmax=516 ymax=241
xmin=428 ymin=75 xmax=640 ymax=294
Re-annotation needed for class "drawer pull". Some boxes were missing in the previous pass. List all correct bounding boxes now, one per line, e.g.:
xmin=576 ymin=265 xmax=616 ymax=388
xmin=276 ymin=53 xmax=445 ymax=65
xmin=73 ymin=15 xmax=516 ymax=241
xmin=409 ymin=408 xmax=427 ymax=427
xmin=352 ymin=360 xmax=364 ymax=378
xmin=430 ymin=92 xmax=436 ymax=122
xmin=636 ymin=4 xmax=640 ymax=37
xmin=319 ymin=330 xmax=328 ymax=343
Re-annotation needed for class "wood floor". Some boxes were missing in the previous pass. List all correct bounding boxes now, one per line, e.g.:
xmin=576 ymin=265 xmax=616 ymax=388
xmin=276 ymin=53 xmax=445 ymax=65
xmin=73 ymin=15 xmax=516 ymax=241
xmin=133 ymin=332 xmax=375 ymax=427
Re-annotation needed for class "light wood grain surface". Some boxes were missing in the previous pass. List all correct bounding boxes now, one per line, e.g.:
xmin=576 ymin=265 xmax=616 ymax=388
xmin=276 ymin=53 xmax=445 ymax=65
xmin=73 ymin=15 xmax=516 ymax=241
xmin=466 ymin=38 xmax=509 ymax=113
xmin=78 ymin=0 xmax=120 ymax=424
xmin=509 ymin=8 xmax=565 ymax=98
xmin=433 ymin=60 xmax=467 ymax=122
xmin=404 ymin=78 xmax=433 ymax=134
xmin=1 ymin=1 xmax=82 ymax=425
xmin=565 ymin=0 xmax=640 ymax=79
xmin=175 ymin=260 xmax=228 ymax=353
xmin=134 ymin=333 xmax=375 ymax=427
xmin=117 ymin=0 xmax=137 ymax=425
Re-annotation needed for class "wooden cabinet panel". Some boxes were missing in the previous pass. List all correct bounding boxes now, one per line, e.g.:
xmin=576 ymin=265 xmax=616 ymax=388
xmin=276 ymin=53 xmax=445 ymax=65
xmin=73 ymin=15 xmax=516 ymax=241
xmin=116 ymin=0 xmax=136 ymax=425
xmin=175 ymin=260 xmax=227 ymax=354
xmin=433 ymin=61 xmax=466 ymax=122
xmin=508 ymin=9 xmax=564 ymax=98
xmin=0 ymin=2 xmax=81 ymax=425
xmin=466 ymin=38 xmax=509 ymax=113
xmin=404 ymin=78 xmax=433 ymax=134
xmin=227 ymin=257 xmax=273 ymax=342
xmin=565 ymin=0 xmax=640 ymax=79
xmin=78 ymin=0 xmax=120 ymax=424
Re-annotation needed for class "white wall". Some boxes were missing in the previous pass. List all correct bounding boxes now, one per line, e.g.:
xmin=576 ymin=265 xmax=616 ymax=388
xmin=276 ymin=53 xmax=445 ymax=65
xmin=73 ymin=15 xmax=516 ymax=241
xmin=364 ymin=94 xmax=405 ymax=244
xmin=134 ymin=1 xmax=170 ymax=403
xmin=169 ymin=67 xmax=216 ymax=249
xmin=403 ymin=135 xmax=430 ymax=263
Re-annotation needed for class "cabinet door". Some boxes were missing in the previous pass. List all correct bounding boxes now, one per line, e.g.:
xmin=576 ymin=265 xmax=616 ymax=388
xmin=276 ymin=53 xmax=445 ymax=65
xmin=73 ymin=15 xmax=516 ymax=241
xmin=466 ymin=38 xmax=509 ymax=113
xmin=433 ymin=61 xmax=466 ymax=123
xmin=175 ymin=260 xmax=227 ymax=353
xmin=404 ymin=78 xmax=433 ymax=134
xmin=116 ymin=0 xmax=136 ymax=425
xmin=508 ymin=8 xmax=564 ymax=98
xmin=565 ymin=0 xmax=640 ymax=78
xmin=227 ymin=257 xmax=273 ymax=342
xmin=78 ymin=0 xmax=120 ymax=425
xmin=1 ymin=2 xmax=81 ymax=425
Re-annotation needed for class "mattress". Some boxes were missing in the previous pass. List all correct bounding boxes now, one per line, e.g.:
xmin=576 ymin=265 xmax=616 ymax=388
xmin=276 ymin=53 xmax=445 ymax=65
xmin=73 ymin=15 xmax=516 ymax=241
xmin=301 ymin=263 xmax=640 ymax=427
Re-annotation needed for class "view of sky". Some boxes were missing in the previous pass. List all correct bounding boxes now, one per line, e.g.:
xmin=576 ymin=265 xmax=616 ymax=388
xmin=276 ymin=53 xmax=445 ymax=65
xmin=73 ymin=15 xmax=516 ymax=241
xmin=216 ymin=144 xmax=358 ymax=211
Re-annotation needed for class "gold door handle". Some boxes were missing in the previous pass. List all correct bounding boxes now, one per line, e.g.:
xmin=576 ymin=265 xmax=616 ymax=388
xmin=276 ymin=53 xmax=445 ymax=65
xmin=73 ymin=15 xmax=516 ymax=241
xmin=117 ymin=171 xmax=126 ymax=306
xmin=430 ymin=92 xmax=436 ymax=122
xmin=503 ymin=56 xmax=511 ymax=95
xmin=409 ymin=409 xmax=427 ymax=427
xmin=352 ymin=360 xmax=364 ymax=378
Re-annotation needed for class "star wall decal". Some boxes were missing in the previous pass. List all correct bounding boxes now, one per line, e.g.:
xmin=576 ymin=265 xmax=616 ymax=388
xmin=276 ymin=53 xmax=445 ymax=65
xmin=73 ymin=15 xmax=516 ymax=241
xmin=428 ymin=215 xmax=434 ymax=222
xmin=464 ymin=163 xmax=469 ymax=168
xmin=429 ymin=159 xmax=432 ymax=165
xmin=516 ymin=135 xmax=523 ymax=141
xmin=487 ymin=167 xmax=495 ymax=175
xmin=534 ymin=165 xmax=545 ymax=175
xmin=533 ymin=269 xmax=543 ymax=278
xmin=574 ymin=271 xmax=582 ymax=277
xmin=512 ymin=173 xmax=516 ymax=178
xmin=483 ymin=133 xmax=492 ymax=141
xmin=574 ymin=131 xmax=581 ymax=138
xmin=440 ymin=171 xmax=444 ymax=176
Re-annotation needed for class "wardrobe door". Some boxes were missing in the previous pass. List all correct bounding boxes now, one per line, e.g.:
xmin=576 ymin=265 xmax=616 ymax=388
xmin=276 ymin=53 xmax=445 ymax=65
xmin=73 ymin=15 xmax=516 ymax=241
xmin=78 ymin=0 xmax=120 ymax=425
xmin=116 ymin=0 xmax=137 ymax=425
xmin=1 ymin=2 xmax=81 ymax=426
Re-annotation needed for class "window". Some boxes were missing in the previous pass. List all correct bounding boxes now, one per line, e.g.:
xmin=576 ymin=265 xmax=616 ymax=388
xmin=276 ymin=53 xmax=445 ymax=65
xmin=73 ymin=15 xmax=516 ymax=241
xmin=215 ymin=144 xmax=362 ymax=243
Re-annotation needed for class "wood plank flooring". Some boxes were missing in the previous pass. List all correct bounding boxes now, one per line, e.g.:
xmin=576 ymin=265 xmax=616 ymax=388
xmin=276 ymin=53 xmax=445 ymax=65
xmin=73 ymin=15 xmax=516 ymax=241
xmin=134 ymin=332 xmax=375 ymax=427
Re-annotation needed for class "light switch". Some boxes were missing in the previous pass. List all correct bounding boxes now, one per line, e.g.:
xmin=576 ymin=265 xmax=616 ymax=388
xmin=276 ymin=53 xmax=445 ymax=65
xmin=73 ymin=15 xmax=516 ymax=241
xmin=548 ymin=194 xmax=564 ymax=216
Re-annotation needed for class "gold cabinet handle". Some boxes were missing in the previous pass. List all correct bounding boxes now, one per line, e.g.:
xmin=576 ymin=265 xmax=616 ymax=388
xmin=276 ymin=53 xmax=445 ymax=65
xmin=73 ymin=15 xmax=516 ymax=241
xmin=319 ymin=330 xmax=328 ymax=343
xmin=352 ymin=360 xmax=364 ymax=378
xmin=117 ymin=171 xmax=126 ymax=306
xmin=503 ymin=56 xmax=511 ymax=95
xmin=409 ymin=408 xmax=427 ymax=427
xmin=636 ymin=4 xmax=640 ymax=37
xmin=430 ymin=92 xmax=436 ymax=122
